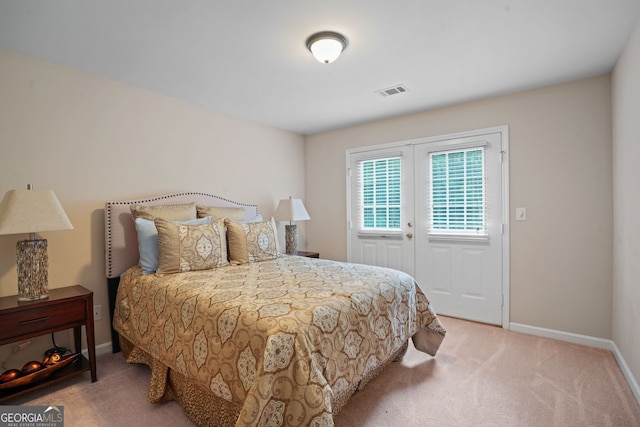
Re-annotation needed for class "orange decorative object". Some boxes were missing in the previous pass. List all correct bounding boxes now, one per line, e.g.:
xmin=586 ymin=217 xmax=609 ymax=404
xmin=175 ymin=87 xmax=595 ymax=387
xmin=0 ymin=354 xmax=79 ymax=390
xmin=21 ymin=361 xmax=43 ymax=375
xmin=0 ymin=369 xmax=22 ymax=383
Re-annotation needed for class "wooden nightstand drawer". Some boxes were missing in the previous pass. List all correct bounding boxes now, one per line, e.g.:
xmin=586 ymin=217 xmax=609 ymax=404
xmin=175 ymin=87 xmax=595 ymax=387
xmin=0 ymin=299 xmax=86 ymax=341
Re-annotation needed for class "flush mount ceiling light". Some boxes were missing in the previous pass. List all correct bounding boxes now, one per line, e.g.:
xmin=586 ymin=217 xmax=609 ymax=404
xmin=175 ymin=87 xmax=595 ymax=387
xmin=306 ymin=31 xmax=348 ymax=64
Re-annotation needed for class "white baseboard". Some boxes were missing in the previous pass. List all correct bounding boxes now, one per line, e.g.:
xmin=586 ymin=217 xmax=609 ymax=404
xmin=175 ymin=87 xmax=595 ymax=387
xmin=509 ymin=322 xmax=613 ymax=349
xmin=81 ymin=341 xmax=113 ymax=359
xmin=611 ymin=341 xmax=640 ymax=406
xmin=510 ymin=322 xmax=640 ymax=406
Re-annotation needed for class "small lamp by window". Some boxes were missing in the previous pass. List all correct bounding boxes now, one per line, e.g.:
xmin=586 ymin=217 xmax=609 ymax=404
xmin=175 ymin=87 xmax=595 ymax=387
xmin=0 ymin=185 xmax=73 ymax=301
xmin=274 ymin=197 xmax=310 ymax=255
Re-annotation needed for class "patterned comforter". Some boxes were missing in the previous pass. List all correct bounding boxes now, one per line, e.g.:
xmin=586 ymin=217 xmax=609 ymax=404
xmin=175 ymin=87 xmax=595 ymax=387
xmin=113 ymin=255 xmax=445 ymax=426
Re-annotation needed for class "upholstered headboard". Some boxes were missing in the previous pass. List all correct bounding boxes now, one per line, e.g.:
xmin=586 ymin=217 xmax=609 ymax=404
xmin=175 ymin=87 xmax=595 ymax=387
xmin=104 ymin=192 xmax=258 ymax=279
xmin=104 ymin=192 xmax=258 ymax=352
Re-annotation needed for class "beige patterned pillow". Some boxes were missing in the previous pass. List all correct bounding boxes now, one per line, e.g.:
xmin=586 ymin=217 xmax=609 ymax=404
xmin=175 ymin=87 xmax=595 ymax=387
xmin=196 ymin=205 xmax=245 ymax=221
xmin=155 ymin=217 xmax=228 ymax=274
xmin=225 ymin=218 xmax=279 ymax=264
xmin=131 ymin=203 xmax=197 ymax=221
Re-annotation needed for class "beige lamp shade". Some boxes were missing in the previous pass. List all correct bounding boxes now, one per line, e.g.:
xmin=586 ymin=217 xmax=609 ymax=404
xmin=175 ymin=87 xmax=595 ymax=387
xmin=0 ymin=188 xmax=73 ymax=301
xmin=274 ymin=197 xmax=310 ymax=223
xmin=0 ymin=189 xmax=73 ymax=235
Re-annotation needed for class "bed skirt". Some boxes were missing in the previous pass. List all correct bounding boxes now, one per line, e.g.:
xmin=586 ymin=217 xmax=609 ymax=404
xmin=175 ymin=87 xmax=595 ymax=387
xmin=120 ymin=336 xmax=410 ymax=427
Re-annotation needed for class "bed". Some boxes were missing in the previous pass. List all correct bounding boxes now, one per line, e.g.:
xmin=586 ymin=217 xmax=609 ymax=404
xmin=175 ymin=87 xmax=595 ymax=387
xmin=105 ymin=192 xmax=445 ymax=427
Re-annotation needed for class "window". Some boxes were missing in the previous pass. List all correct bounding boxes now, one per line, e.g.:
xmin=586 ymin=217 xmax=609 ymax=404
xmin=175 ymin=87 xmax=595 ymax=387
xmin=359 ymin=156 xmax=402 ymax=230
xmin=430 ymin=148 xmax=486 ymax=235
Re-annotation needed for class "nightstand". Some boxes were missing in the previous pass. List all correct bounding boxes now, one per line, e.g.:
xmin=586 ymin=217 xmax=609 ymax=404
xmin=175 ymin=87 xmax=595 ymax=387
xmin=0 ymin=285 xmax=97 ymax=401
xmin=296 ymin=251 xmax=319 ymax=258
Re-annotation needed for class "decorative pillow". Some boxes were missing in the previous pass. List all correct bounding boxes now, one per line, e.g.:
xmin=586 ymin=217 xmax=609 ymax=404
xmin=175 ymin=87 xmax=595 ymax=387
xmin=134 ymin=216 xmax=212 ymax=274
xmin=155 ymin=218 xmax=229 ymax=274
xmin=131 ymin=203 xmax=197 ymax=221
xmin=225 ymin=218 xmax=279 ymax=264
xmin=196 ymin=205 xmax=246 ymax=221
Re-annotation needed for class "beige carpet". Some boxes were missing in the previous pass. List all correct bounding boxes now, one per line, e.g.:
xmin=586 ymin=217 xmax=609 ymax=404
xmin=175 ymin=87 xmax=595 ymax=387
xmin=8 ymin=316 xmax=640 ymax=426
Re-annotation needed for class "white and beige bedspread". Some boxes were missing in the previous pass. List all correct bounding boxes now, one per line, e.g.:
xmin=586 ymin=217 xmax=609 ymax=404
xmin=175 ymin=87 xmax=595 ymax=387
xmin=113 ymin=255 xmax=445 ymax=426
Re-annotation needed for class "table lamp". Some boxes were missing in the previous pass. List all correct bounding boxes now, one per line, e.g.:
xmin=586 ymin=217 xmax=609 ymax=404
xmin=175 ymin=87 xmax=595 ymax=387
xmin=0 ymin=185 xmax=73 ymax=301
xmin=274 ymin=197 xmax=310 ymax=255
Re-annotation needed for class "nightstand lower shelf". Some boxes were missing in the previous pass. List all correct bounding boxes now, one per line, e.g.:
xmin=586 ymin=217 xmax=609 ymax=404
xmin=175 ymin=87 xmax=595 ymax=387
xmin=0 ymin=356 xmax=91 ymax=402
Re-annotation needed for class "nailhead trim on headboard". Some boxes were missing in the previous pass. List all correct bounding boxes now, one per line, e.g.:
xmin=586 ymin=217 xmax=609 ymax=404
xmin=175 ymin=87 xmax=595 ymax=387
xmin=104 ymin=192 xmax=258 ymax=279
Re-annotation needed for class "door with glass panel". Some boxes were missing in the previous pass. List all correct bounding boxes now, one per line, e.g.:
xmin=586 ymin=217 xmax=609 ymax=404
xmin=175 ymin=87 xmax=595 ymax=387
xmin=348 ymin=129 xmax=506 ymax=325
xmin=347 ymin=145 xmax=415 ymax=276
xmin=414 ymin=132 xmax=503 ymax=325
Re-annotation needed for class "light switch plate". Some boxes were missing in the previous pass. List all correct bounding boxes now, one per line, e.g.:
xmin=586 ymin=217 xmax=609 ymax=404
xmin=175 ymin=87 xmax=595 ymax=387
xmin=516 ymin=207 xmax=527 ymax=221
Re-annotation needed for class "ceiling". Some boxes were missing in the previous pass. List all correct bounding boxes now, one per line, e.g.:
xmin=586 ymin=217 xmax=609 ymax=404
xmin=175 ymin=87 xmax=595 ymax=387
xmin=1 ymin=1 xmax=639 ymax=135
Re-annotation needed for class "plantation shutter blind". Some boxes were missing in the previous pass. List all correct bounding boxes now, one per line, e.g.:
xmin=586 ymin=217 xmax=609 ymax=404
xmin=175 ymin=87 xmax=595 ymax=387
xmin=355 ymin=154 xmax=403 ymax=236
xmin=429 ymin=147 xmax=487 ymax=236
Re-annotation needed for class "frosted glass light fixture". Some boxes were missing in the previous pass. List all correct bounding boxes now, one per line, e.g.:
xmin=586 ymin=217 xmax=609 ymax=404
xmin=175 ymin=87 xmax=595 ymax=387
xmin=306 ymin=31 xmax=348 ymax=64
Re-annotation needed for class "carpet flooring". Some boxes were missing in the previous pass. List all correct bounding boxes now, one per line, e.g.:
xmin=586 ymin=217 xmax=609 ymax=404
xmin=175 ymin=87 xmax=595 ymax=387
xmin=7 ymin=316 xmax=640 ymax=426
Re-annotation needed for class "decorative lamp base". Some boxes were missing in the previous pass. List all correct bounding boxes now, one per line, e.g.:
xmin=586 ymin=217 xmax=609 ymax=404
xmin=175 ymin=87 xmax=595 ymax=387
xmin=16 ymin=239 xmax=49 ymax=301
xmin=284 ymin=224 xmax=298 ymax=255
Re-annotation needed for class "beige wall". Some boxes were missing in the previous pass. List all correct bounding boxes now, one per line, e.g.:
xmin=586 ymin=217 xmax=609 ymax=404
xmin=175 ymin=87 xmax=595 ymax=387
xmin=612 ymin=18 xmax=640 ymax=390
xmin=0 ymin=43 xmax=625 ymax=380
xmin=0 ymin=48 xmax=305 ymax=355
xmin=305 ymin=75 xmax=613 ymax=339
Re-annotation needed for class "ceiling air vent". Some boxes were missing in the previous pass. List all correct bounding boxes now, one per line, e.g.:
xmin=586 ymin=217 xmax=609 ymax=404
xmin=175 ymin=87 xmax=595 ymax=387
xmin=376 ymin=84 xmax=409 ymax=97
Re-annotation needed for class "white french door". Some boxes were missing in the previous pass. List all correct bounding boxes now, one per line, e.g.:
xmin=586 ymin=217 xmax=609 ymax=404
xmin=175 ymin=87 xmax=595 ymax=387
xmin=414 ymin=132 xmax=504 ymax=325
xmin=347 ymin=144 xmax=415 ymax=275
xmin=347 ymin=127 xmax=508 ymax=326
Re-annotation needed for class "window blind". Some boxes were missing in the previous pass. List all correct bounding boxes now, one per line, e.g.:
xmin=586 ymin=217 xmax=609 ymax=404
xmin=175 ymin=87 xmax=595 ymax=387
xmin=430 ymin=147 xmax=486 ymax=234
xmin=358 ymin=156 xmax=402 ymax=230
